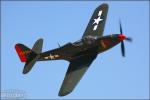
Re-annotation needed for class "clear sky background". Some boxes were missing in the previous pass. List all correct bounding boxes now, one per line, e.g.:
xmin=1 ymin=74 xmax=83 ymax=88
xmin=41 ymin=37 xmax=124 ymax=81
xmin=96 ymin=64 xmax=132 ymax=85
xmin=1 ymin=1 xmax=149 ymax=99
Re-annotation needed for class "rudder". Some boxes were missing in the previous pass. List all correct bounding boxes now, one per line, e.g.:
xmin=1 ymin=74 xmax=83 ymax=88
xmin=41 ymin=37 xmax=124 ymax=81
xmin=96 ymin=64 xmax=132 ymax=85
xmin=15 ymin=44 xmax=32 ymax=62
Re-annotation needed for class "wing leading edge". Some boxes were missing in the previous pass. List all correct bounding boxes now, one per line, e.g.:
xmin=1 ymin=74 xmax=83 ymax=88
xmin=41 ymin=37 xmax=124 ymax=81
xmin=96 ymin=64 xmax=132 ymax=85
xmin=82 ymin=3 xmax=108 ymax=38
xmin=59 ymin=54 xmax=97 ymax=96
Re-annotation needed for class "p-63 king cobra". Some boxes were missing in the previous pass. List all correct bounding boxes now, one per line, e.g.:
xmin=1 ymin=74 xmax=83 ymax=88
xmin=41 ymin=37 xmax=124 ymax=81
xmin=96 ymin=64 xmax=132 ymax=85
xmin=15 ymin=3 xmax=132 ymax=96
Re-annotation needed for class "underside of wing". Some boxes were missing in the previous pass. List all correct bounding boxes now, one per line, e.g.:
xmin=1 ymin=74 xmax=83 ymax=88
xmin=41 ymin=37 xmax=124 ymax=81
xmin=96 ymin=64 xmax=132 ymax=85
xmin=58 ymin=54 xmax=97 ymax=96
xmin=82 ymin=3 xmax=108 ymax=38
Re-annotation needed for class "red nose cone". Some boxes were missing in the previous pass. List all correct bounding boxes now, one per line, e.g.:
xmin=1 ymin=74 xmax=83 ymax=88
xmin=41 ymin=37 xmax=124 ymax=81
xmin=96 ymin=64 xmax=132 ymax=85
xmin=119 ymin=34 xmax=126 ymax=41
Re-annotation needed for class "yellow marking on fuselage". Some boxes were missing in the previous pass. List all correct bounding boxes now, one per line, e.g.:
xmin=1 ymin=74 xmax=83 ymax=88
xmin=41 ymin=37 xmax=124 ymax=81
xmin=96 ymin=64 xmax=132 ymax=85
xmin=44 ymin=54 xmax=60 ymax=60
xmin=49 ymin=54 xmax=54 ymax=59
xmin=54 ymin=55 xmax=59 ymax=58
xmin=101 ymin=40 xmax=106 ymax=48
xmin=44 ymin=57 xmax=49 ymax=59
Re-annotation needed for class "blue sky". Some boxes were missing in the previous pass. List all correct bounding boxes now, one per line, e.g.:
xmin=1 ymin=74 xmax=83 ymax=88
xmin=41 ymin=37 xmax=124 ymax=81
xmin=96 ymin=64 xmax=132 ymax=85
xmin=1 ymin=1 xmax=149 ymax=99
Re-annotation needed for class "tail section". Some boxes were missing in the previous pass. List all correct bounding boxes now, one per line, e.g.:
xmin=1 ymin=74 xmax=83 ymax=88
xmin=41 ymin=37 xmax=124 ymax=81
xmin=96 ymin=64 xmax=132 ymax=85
xmin=15 ymin=38 xmax=43 ymax=74
xmin=32 ymin=38 xmax=43 ymax=54
xmin=15 ymin=44 xmax=32 ymax=62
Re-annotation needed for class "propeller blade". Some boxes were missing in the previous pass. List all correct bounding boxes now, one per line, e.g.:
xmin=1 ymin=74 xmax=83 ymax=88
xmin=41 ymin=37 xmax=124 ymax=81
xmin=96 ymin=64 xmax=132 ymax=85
xmin=121 ymin=41 xmax=125 ymax=57
xmin=119 ymin=21 xmax=123 ymax=34
xmin=125 ymin=37 xmax=132 ymax=42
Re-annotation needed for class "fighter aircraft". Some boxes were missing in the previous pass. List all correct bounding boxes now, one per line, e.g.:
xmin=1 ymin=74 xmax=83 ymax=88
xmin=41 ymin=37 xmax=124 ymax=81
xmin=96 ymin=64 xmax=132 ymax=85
xmin=15 ymin=3 xmax=132 ymax=96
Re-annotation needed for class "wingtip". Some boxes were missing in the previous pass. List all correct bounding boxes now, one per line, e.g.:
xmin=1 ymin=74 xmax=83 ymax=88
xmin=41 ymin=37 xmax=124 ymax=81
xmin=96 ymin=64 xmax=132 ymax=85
xmin=102 ymin=3 xmax=108 ymax=5
xmin=101 ymin=3 xmax=109 ymax=8
xmin=58 ymin=89 xmax=73 ymax=97
xmin=37 ymin=38 xmax=43 ymax=42
xmin=95 ymin=3 xmax=109 ymax=11
xmin=58 ymin=91 xmax=71 ymax=97
xmin=22 ymin=69 xmax=28 ymax=74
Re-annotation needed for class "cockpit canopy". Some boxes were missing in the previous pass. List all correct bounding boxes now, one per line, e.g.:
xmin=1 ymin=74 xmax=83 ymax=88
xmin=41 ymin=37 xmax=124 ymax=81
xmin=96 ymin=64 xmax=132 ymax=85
xmin=83 ymin=36 xmax=98 ymax=41
xmin=73 ymin=36 xmax=98 ymax=46
xmin=73 ymin=39 xmax=83 ymax=46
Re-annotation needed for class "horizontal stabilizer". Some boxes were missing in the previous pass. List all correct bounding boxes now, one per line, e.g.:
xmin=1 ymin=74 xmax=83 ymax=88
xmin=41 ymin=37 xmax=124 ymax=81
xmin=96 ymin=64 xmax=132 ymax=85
xmin=23 ymin=55 xmax=39 ymax=74
xmin=32 ymin=38 xmax=43 ymax=54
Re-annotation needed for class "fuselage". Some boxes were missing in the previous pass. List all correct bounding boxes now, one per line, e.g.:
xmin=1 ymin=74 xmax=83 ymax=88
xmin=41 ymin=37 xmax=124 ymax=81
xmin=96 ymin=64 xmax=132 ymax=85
xmin=39 ymin=34 xmax=125 ymax=61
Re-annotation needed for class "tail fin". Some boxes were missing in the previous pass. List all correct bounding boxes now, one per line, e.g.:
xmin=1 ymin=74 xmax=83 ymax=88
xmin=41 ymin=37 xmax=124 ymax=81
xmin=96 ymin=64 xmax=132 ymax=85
xmin=15 ymin=44 xmax=32 ymax=62
xmin=15 ymin=38 xmax=43 ymax=74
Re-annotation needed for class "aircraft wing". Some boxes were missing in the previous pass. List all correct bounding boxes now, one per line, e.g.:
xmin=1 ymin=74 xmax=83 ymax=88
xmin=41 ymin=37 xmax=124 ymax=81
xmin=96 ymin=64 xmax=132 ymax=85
xmin=82 ymin=3 xmax=108 ymax=38
xmin=59 ymin=54 xmax=97 ymax=96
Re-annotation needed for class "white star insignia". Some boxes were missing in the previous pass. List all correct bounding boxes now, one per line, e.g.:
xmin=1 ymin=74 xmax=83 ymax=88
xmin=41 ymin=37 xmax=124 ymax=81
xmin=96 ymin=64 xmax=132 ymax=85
xmin=98 ymin=10 xmax=103 ymax=16
xmin=93 ymin=10 xmax=103 ymax=30
xmin=93 ymin=17 xmax=103 ymax=25
xmin=93 ymin=25 xmax=98 ymax=30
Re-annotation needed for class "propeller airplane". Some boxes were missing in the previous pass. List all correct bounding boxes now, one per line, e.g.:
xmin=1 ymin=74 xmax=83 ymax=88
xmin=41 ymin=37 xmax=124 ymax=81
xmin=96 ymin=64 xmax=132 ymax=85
xmin=15 ymin=3 xmax=132 ymax=96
